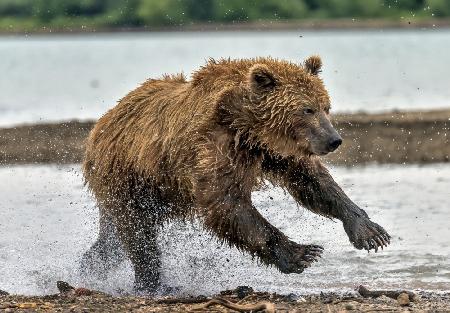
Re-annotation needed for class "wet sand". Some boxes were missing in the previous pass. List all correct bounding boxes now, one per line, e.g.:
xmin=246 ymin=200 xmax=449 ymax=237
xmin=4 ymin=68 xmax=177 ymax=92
xmin=0 ymin=109 xmax=448 ymax=165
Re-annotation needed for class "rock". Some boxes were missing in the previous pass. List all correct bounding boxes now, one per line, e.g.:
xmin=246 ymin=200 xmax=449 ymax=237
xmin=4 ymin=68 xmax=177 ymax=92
xmin=397 ymin=293 xmax=410 ymax=306
xmin=57 ymin=281 xmax=75 ymax=293
xmin=321 ymin=297 xmax=333 ymax=304
xmin=235 ymin=286 xmax=254 ymax=299
xmin=285 ymin=293 xmax=299 ymax=302
xmin=0 ymin=289 xmax=9 ymax=296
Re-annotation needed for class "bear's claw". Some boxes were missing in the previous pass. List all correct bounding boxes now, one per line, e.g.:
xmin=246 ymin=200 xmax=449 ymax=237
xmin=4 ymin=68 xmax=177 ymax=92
xmin=365 ymin=230 xmax=391 ymax=253
xmin=273 ymin=242 xmax=324 ymax=273
xmin=301 ymin=244 xmax=324 ymax=266
xmin=305 ymin=245 xmax=324 ymax=261
xmin=344 ymin=217 xmax=391 ymax=253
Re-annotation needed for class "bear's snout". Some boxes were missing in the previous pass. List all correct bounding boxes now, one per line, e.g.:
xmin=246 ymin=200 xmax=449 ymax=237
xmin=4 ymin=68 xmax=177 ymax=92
xmin=309 ymin=112 xmax=342 ymax=155
xmin=327 ymin=136 xmax=342 ymax=152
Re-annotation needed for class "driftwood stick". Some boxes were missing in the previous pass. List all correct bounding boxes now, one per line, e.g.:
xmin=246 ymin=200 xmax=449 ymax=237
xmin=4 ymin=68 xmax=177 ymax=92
xmin=191 ymin=297 xmax=275 ymax=312
xmin=357 ymin=285 xmax=416 ymax=301
xmin=157 ymin=297 xmax=209 ymax=305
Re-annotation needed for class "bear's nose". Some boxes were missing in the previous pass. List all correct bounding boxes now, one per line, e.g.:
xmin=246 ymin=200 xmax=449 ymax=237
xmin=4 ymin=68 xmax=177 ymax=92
xmin=328 ymin=138 xmax=342 ymax=151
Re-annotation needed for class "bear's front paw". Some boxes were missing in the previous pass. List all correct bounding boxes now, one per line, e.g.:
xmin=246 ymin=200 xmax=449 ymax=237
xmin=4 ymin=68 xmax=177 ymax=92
xmin=344 ymin=218 xmax=391 ymax=252
xmin=271 ymin=241 xmax=324 ymax=274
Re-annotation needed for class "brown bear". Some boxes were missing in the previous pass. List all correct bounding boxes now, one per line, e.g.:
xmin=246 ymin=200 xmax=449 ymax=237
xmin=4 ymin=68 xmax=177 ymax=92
xmin=81 ymin=56 xmax=391 ymax=293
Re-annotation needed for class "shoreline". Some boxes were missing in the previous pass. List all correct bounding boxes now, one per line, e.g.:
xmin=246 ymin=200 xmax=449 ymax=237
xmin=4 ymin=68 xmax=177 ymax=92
xmin=1 ymin=18 xmax=450 ymax=36
xmin=0 ymin=109 xmax=449 ymax=166
xmin=1 ymin=284 xmax=449 ymax=312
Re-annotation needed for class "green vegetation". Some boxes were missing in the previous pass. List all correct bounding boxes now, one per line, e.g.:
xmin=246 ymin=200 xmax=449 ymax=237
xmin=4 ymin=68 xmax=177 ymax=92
xmin=0 ymin=0 xmax=448 ymax=32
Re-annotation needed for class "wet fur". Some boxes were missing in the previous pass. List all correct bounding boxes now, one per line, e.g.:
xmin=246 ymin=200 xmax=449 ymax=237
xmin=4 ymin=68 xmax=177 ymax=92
xmin=82 ymin=57 xmax=390 ymax=292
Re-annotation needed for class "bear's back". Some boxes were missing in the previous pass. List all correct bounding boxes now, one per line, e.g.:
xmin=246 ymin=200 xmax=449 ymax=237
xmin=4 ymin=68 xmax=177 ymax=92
xmin=83 ymin=73 xmax=224 ymax=194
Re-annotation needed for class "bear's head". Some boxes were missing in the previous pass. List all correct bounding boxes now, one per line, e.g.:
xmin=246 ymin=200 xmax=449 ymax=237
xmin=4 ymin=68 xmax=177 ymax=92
xmin=226 ymin=56 xmax=342 ymax=158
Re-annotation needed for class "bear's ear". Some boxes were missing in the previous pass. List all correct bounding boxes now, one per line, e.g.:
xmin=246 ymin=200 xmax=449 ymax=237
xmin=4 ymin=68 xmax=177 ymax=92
xmin=248 ymin=64 xmax=277 ymax=92
xmin=304 ymin=55 xmax=322 ymax=75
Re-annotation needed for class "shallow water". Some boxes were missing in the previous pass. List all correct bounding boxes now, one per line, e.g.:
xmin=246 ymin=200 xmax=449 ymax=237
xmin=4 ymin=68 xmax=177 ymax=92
xmin=0 ymin=164 xmax=449 ymax=296
xmin=1 ymin=29 xmax=450 ymax=126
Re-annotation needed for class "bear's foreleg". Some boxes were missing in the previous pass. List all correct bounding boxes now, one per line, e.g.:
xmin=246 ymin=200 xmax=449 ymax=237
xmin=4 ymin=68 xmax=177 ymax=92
xmin=195 ymin=170 xmax=323 ymax=274
xmin=279 ymin=157 xmax=391 ymax=252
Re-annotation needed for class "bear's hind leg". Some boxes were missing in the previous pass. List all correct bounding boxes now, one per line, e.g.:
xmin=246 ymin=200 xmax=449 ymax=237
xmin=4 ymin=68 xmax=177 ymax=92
xmin=80 ymin=208 xmax=125 ymax=279
xmin=114 ymin=211 xmax=161 ymax=294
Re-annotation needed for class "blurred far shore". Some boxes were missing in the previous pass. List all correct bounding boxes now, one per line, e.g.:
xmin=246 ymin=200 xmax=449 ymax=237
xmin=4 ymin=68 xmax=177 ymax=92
xmin=1 ymin=0 xmax=450 ymax=34
xmin=2 ymin=18 xmax=450 ymax=35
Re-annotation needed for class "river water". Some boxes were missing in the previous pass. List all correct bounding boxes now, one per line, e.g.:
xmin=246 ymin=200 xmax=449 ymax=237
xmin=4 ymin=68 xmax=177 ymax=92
xmin=1 ymin=29 xmax=450 ymax=126
xmin=0 ymin=164 xmax=448 ymax=296
xmin=1 ymin=29 xmax=449 ymax=296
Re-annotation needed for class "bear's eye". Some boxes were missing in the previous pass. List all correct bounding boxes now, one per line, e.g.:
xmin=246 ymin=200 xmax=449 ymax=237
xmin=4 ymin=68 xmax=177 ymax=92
xmin=303 ymin=108 xmax=315 ymax=115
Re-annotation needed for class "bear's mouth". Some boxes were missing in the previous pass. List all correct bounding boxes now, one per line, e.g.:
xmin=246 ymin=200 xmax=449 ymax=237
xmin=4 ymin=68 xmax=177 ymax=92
xmin=308 ymin=142 xmax=336 ymax=156
xmin=306 ymin=139 xmax=328 ymax=156
xmin=311 ymin=149 xmax=330 ymax=156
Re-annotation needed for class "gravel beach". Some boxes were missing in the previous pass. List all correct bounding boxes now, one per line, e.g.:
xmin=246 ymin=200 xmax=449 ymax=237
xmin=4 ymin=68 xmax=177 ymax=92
xmin=1 ymin=284 xmax=449 ymax=312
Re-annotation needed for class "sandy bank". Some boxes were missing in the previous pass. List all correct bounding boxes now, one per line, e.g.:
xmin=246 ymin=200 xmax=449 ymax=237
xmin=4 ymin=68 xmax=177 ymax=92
xmin=0 ymin=109 xmax=448 ymax=166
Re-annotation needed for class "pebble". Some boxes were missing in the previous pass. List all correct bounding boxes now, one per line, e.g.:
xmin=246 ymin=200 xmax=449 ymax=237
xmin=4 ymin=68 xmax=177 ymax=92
xmin=345 ymin=303 xmax=355 ymax=310
xmin=397 ymin=292 xmax=410 ymax=306
xmin=57 ymin=281 xmax=75 ymax=293
xmin=235 ymin=286 xmax=253 ymax=299
xmin=286 ymin=293 xmax=303 ymax=302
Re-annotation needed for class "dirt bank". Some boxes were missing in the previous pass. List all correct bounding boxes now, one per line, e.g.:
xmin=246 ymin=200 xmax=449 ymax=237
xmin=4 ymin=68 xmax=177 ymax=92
xmin=0 ymin=284 xmax=449 ymax=312
xmin=327 ymin=109 xmax=450 ymax=165
xmin=0 ymin=109 xmax=449 ymax=166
